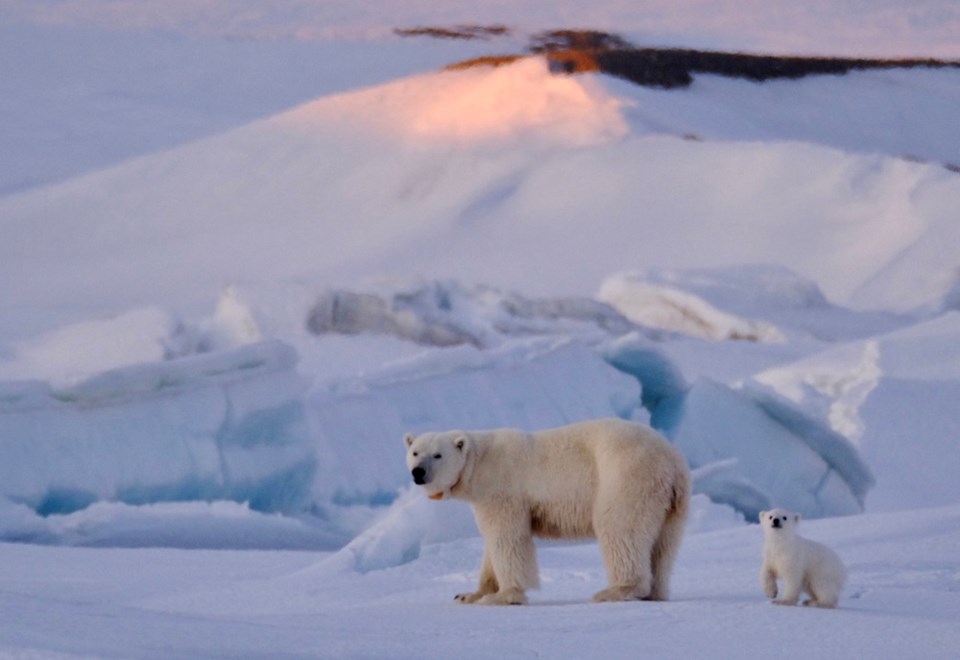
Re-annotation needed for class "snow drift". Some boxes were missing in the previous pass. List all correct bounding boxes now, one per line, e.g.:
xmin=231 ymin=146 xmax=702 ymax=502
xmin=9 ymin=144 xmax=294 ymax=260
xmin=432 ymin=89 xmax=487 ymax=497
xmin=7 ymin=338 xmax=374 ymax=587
xmin=604 ymin=333 xmax=873 ymax=521
xmin=0 ymin=341 xmax=314 ymax=519
xmin=753 ymin=312 xmax=960 ymax=512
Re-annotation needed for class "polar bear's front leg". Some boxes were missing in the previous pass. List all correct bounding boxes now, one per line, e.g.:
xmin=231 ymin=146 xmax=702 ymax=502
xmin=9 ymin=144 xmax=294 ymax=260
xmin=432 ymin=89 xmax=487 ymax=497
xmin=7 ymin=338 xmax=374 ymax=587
xmin=460 ymin=507 xmax=538 ymax=605
xmin=454 ymin=551 xmax=498 ymax=604
xmin=456 ymin=545 xmax=530 ymax=605
xmin=476 ymin=532 xmax=537 ymax=605
xmin=772 ymin=574 xmax=802 ymax=606
xmin=760 ymin=565 xmax=778 ymax=599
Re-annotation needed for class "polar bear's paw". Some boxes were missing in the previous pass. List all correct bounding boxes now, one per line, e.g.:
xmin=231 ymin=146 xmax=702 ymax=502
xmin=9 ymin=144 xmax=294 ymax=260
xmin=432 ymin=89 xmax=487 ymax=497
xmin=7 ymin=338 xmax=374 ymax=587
xmin=455 ymin=588 xmax=526 ymax=605
xmin=453 ymin=591 xmax=486 ymax=604
xmin=592 ymin=585 xmax=649 ymax=603
xmin=475 ymin=589 xmax=527 ymax=606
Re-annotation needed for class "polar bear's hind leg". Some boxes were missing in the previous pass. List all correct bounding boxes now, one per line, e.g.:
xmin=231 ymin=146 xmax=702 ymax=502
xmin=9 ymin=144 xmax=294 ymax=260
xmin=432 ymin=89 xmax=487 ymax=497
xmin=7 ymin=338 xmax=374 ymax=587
xmin=592 ymin=489 xmax=659 ymax=602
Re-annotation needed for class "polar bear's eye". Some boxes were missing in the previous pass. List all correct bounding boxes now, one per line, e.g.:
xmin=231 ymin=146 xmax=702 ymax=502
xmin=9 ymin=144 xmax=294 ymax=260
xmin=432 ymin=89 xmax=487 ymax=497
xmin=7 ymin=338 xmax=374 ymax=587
xmin=412 ymin=451 xmax=419 ymax=457
xmin=434 ymin=453 xmax=442 ymax=459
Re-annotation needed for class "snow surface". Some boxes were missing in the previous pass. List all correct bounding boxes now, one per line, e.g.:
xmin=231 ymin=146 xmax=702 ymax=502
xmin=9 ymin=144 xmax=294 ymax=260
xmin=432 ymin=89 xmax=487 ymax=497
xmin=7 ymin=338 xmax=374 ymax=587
xmin=2 ymin=1 xmax=960 ymax=657
xmin=1 ymin=504 xmax=958 ymax=658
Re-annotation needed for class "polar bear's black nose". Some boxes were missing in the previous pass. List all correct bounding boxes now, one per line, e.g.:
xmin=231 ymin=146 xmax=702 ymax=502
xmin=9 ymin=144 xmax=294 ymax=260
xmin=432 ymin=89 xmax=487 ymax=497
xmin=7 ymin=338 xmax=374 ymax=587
xmin=412 ymin=466 xmax=426 ymax=485
xmin=772 ymin=518 xmax=781 ymax=528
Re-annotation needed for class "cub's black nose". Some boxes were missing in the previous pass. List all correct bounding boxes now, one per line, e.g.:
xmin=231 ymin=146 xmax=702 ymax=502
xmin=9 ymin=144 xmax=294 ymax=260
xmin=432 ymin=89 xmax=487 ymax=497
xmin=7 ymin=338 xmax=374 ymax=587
xmin=412 ymin=466 xmax=426 ymax=485
xmin=772 ymin=519 xmax=781 ymax=528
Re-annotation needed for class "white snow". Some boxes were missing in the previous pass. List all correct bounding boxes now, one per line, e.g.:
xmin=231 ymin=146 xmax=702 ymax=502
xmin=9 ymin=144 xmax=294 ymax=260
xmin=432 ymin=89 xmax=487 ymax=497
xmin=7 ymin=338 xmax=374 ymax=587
xmin=1 ymin=504 xmax=958 ymax=658
xmin=1 ymin=1 xmax=959 ymax=657
xmin=598 ymin=271 xmax=786 ymax=342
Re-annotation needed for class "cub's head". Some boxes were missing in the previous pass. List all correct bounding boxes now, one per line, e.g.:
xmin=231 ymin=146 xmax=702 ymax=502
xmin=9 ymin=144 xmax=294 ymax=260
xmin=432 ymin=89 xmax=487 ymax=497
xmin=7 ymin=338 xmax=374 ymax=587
xmin=760 ymin=508 xmax=800 ymax=533
xmin=404 ymin=431 xmax=470 ymax=501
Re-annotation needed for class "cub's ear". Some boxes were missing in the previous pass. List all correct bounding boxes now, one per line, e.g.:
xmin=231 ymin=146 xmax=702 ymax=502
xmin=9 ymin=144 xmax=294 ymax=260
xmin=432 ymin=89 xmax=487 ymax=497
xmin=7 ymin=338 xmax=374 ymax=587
xmin=404 ymin=433 xmax=415 ymax=448
xmin=758 ymin=511 xmax=767 ymax=523
xmin=455 ymin=435 xmax=468 ymax=452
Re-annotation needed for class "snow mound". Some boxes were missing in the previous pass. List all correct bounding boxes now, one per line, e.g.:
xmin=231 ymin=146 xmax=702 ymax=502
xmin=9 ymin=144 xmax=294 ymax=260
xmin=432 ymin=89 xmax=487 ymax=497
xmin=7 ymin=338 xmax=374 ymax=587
xmin=604 ymin=334 xmax=873 ymax=520
xmin=0 ymin=341 xmax=315 ymax=521
xmin=618 ymin=264 xmax=910 ymax=342
xmin=752 ymin=312 xmax=960 ymax=512
xmin=659 ymin=379 xmax=872 ymax=520
xmin=630 ymin=264 xmax=831 ymax=312
xmin=306 ymin=279 xmax=642 ymax=349
xmin=598 ymin=271 xmax=785 ymax=342
xmin=315 ymin=486 xmax=478 ymax=575
xmin=292 ymin=57 xmax=628 ymax=146
xmin=0 ymin=499 xmax=338 ymax=549
xmin=0 ymin=307 xmax=179 ymax=384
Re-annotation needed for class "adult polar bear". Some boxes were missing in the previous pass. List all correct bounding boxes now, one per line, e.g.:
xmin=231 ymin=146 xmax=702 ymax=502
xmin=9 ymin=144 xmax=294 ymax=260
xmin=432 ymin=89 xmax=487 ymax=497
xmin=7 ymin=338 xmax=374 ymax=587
xmin=405 ymin=418 xmax=691 ymax=605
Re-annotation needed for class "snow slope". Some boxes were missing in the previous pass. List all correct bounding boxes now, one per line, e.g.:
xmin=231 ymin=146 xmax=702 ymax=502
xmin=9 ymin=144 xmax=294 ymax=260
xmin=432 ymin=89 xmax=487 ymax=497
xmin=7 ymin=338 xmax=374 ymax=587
xmin=3 ymin=57 xmax=960 ymax=344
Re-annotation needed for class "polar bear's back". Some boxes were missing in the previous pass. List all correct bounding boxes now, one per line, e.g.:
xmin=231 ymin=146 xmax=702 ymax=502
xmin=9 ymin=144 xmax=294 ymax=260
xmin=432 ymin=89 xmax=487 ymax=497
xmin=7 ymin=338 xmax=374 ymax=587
xmin=467 ymin=418 xmax=686 ymax=508
xmin=519 ymin=418 xmax=686 ymax=508
xmin=532 ymin=417 xmax=683 ymax=471
xmin=802 ymin=537 xmax=847 ymax=587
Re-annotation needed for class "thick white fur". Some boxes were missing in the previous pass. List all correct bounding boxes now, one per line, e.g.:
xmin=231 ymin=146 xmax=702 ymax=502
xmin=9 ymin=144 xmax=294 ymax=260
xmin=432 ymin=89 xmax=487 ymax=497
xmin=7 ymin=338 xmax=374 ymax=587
xmin=405 ymin=418 xmax=691 ymax=605
xmin=759 ymin=508 xmax=847 ymax=608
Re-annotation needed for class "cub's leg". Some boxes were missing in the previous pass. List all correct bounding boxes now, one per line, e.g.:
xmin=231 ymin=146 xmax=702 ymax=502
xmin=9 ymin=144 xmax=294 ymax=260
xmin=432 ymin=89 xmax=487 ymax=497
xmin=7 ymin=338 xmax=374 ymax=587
xmin=772 ymin=570 xmax=803 ymax=606
xmin=760 ymin=565 xmax=778 ymax=599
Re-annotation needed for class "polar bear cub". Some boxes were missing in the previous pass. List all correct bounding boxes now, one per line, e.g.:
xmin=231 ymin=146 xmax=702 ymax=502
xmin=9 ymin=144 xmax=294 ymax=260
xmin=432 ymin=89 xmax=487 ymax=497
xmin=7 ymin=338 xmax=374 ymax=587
xmin=405 ymin=418 xmax=691 ymax=606
xmin=759 ymin=508 xmax=846 ymax=608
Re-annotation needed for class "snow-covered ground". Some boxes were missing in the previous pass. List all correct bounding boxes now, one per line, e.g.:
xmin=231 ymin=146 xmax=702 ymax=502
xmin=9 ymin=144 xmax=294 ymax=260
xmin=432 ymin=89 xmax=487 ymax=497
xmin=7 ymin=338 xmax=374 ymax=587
xmin=2 ymin=503 xmax=959 ymax=659
xmin=2 ymin=1 xmax=959 ymax=657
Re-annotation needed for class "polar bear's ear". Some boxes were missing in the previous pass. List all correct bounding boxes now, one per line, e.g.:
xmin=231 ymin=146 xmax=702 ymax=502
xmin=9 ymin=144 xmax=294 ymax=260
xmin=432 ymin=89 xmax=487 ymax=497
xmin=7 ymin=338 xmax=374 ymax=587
xmin=758 ymin=510 xmax=767 ymax=522
xmin=404 ymin=433 xmax=415 ymax=448
xmin=455 ymin=435 xmax=468 ymax=452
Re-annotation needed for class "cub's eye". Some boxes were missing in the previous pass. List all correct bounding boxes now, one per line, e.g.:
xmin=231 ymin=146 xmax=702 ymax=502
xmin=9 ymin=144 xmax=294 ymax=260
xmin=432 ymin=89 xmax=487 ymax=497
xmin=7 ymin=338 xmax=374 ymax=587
xmin=433 ymin=453 xmax=442 ymax=459
xmin=412 ymin=451 xmax=419 ymax=457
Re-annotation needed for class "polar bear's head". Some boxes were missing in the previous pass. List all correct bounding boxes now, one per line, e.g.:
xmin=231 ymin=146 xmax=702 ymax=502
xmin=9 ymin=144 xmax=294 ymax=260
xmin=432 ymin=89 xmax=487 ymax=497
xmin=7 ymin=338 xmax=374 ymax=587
xmin=404 ymin=431 xmax=470 ymax=501
xmin=760 ymin=508 xmax=800 ymax=534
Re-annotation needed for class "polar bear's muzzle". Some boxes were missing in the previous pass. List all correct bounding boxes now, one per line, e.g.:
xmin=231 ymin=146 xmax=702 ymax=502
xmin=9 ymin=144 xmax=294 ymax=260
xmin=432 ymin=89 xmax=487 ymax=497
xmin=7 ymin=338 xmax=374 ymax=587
xmin=411 ymin=465 xmax=428 ymax=485
xmin=411 ymin=464 xmax=447 ymax=500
